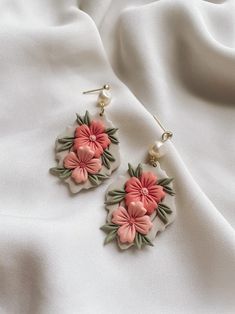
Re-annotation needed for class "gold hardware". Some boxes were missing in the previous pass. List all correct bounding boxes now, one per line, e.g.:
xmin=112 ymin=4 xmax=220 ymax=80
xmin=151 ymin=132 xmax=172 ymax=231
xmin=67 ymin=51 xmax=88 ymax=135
xmin=83 ymin=84 xmax=110 ymax=94
xmin=152 ymin=115 xmax=173 ymax=142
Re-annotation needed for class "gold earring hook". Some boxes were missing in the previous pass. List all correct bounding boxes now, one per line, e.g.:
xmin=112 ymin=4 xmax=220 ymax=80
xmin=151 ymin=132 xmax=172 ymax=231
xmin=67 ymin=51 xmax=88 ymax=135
xmin=152 ymin=115 xmax=173 ymax=142
xmin=83 ymin=84 xmax=110 ymax=94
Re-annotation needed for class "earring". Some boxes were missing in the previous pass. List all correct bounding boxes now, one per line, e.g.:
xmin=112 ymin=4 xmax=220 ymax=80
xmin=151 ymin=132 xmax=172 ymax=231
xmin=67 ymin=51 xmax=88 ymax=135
xmin=50 ymin=84 xmax=120 ymax=193
xmin=101 ymin=115 xmax=176 ymax=250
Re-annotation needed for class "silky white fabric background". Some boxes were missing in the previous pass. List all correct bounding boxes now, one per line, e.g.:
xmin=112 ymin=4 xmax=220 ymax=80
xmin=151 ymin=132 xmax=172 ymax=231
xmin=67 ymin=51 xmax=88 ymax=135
xmin=0 ymin=0 xmax=234 ymax=313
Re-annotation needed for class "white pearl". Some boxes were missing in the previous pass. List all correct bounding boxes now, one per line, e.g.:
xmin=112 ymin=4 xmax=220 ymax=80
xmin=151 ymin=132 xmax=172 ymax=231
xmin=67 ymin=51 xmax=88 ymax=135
xmin=98 ymin=90 xmax=111 ymax=106
xmin=151 ymin=140 xmax=166 ymax=159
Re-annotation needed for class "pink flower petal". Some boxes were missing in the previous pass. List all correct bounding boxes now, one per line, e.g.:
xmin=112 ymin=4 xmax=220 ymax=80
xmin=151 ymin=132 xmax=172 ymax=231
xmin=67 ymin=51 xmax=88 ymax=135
xmin=90 ymin=120 xmax=105 ymax=135
xmin=73 ymin=137 xmax=90 ymax=150
xmin=148 ymin=185 xmax=166 ymax=202
xmin=71 ymin=167 xmax=88 ymax=183
xmin=77 ymin=146 xmax=95 ymax=163
xmin=96 ymin=133 xmax=111 ymax=149
xmin=90 ymin=141 xmax=104 ymax=158
xmin=112 ymin=206 xmax=130 ymax=226
xmin=125 ymin=193 xmax=141 ymax=207
xmin=85 ymin=158 xmax=102 ymax=174
xmin=64 ymin=152 xmax=80 ymax=169
xmin=125 ymin=177 xmax=142 ymax=193
xmin=140 ymin=172 xmax=157 ymax=189
xmin=135 ymin=216 xmax=153 ymax=235
xmin=128 ymin=201 xmax=147 ymax=218
xmin=141 ymin=196 xmax=157 ymax=215
xmin=75 ymin=124 xmax=91 ymax=138
xmin=117 ymin=223 xmax=136 ymax=244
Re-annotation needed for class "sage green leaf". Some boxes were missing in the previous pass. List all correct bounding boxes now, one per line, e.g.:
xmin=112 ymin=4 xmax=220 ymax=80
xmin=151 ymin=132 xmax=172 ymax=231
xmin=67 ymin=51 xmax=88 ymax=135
xmin=101 ymin=154 xmax=111 ymax=169
xmin=108 ymin=134 xmax=119 ymax=144
xmin=88 ymin=174 xmax=100 ymax=186
xmin=84 ymin=110 xmax=90 ymax=125
xmin=135 ymin=232 xmax=143 ymax=249
xmin=104 ymin=229 xmax=117 ymax=244
xmin=105 ymin=194 xmax=125 ymax=205
xmin=58 ymin=137 xmax=74 ymax=144
xmin=103 ymin=149 xmax=115 ymax=162
xmin=59 ymin=169 xmax=72 ymax=179
xmin=158 ymin=208 xmax=168 ymax=224
xmin=96 ymin=173 xmax=108 ymax=180
xmin=76 ymin=113 xmax=85 ymax=125
xmin=163 ymin=186 xmax=175 ymax=196
xmin=49 ymin=167 xmax=65 ymax=175
xmin=108 ymin=189 xmax=126 ymax=197
xmin=100 ymin=224 xmax=119 ymax=232
xmin=157 ymin=178 xmax=174 ymax=186
xmin=106 ymin=128 xmax=118 ymax=135
xmin=134 ymin=164 xmax=142 ymax=178
xmin=142 ymin=235 xmax=154 ymax=247
xmin=158 ymin=203 xmax=172 ymax=214
xmin=57 ymin=142 xmax=73 ymax=152
xmin=128 ymin=163 xmax=135 ymax=177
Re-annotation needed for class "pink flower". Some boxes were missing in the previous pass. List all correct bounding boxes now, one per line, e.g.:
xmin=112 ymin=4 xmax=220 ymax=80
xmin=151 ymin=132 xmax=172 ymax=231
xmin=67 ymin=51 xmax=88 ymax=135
xmin=112 ymin=201 xmax=153 ymax=244
xmin=74 ymin=120 xmax=111 ymax=158
xmin=64 ymin=146 xmax=102 ymax=183
xmin=125 ymin=172 xmax=165 ymax=215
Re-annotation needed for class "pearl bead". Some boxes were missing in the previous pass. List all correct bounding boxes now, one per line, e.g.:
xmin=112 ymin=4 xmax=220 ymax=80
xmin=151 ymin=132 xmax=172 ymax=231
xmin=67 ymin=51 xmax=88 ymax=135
xmin=151 ymin=140 xmax=166 ymax=159
xmin=98 ymin=90 xmax=111 ymax=106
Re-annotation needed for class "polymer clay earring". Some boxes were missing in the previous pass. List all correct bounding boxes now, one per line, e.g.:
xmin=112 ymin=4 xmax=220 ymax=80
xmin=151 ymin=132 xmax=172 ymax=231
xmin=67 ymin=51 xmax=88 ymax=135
xmin=101 ymin=115 xmax=176 ymax=250
xmin=50 ymin=85 xmax=120 ymax=193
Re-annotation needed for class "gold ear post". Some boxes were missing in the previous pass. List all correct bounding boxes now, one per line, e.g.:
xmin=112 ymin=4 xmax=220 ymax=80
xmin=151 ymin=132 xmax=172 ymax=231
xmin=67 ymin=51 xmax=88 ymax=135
xmin=152 ymin=115 xmax=173 ymax=142
xmin=83 ymin=84 xmax=110 ymax=94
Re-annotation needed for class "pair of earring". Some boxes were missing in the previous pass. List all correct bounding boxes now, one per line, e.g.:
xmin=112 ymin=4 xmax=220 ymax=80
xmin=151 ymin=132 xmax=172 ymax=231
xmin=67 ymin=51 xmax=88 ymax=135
xmin=50 ymin=85 xmax=176 ymax=251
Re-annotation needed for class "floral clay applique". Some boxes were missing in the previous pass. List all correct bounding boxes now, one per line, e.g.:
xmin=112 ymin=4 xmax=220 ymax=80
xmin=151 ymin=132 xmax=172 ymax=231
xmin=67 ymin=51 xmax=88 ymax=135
xmin=101 ymin=163 xmax=176 ymax=250
xmin=50 ymin=111 xmax=120 ymax=193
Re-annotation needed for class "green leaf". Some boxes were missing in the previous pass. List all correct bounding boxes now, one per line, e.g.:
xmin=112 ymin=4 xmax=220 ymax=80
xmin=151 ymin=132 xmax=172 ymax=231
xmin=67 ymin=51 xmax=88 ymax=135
xmin=105 ymin=194 xmax=125 ymax=205
xmin=157 ymin=178 xmax=174 ymax=186
xmin=96 ymin=173 xmax=109 ymax=180
xmin=163 ymin=186 xmax=175 ymax=196
xmin=100 ymin=224 xmax=119 ymax=232
xmin=134 ymin=164 xmax=142 ymax=178
xmin=104 ymin=229 xmax=117 ymax=244
xmin=101 ymin=154 xmax=110 ymax=169
xmin=108 ymin=189 xmax=126 ymax=197
xmin=103 ymin=149 xmax=115 ymax=162
xmin=106 ymin=128 xmax=118 ymax=135
xmin=158 ymin=203 xmax=172 ymax=214
xmin=58 ymin=137 xmax=74 ymax=144
xmin=84 ymin=110 xmax=90 ymax=125
xmin=49 ymin=167 xmax=72 ymax=180
xmin=76 ymin=113 xmax=85 ymax=125
xmin=142 ymin=235 xmax=154 ymax=247
xmin=135 ymin=232 xmax=143 ymax=249
xmin=88 ymin=174 xmax=100 ymax=186
xmin=57 ymin=141 xmax=73 ymax=152
xmin=128 ymin=163 xmax=135 ymax=177
xmin=108 ymin=134 xmax=119 ymax=144
xmin=157 ymin=207 xmax=168 ymax=224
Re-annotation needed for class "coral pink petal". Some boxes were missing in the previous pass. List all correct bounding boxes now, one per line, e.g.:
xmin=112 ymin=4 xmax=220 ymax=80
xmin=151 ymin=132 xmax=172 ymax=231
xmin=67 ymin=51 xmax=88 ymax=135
xmin=112 ymin=206 xmax=130 ymax=225
xmin=92 ymin=141 xmax=104 ymax=158
xmin=135 ymin=216 xmax=153 ymax=235
xmin=73 ymin=138 xmax=90 ymax=150
xmin=125 ymin=193 xmax=141 ymax=206
xmin=125 ymin=177 xmax=142 ymax=193
xmin=71 ymin=167 xmax=88 ymax=183
xmin=128 ymin=201 xmax=147 ymax=218
xmin=64 ymin=152 xmax=80 ymax=169
xmin=148 ymin=185 xmax=166 ymax=202
xmin=85 ymin=158 xmax=102 ymax=174
xmin=96 ymin=133 xmax=111 ymax=149
xmin=140 ymin=172 xmax=157 ymax=188
xmin=90 ymin=120 xmax=105 ymax=135
xmin=77 ymin=146 xmax=94 ymax=163
xmin=118 ymin=223 xmax=136 ymax=244
xmin=142 ymin=196 xmax=157 ymax=215
xmin=75 ymin=124 xmax=91 ymax=138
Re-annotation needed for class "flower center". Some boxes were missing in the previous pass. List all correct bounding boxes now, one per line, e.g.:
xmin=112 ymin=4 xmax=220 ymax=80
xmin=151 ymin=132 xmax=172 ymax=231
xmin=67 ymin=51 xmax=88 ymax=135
xmin=128 ymin=217 xmax=135 ymax=226
xmin=141 ymin=187 xmax=149 ymax=196
xmin=79 ymin=162 xmax=86 ymax=169
xmin=89 ymin=135 xmax=96 ymax=142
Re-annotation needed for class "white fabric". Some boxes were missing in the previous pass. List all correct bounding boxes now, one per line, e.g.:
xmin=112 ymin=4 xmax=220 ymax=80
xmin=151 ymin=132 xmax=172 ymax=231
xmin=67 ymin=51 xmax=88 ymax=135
xmin=0 ymin=0 xmax=234 ymax=313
